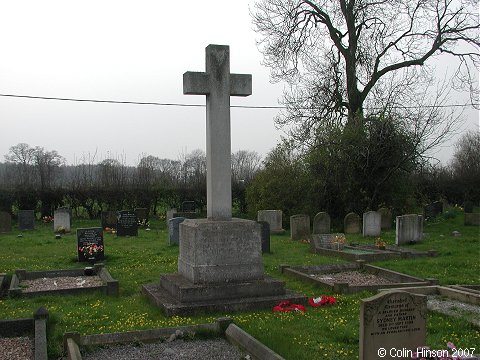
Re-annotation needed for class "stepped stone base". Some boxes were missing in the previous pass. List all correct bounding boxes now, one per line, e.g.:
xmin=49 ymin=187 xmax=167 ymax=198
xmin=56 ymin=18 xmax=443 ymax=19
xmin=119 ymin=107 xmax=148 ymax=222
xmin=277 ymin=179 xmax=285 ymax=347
xmin=143 ymin=274 xmax=306 ymax=316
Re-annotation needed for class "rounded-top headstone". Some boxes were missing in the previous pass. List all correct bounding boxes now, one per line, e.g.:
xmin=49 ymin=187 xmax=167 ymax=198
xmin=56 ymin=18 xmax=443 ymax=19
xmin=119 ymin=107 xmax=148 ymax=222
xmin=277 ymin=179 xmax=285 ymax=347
xmin=312 ymin=212 xmax=331 ymax=234
xmin=344 ymin=212 xmax=361 ymax=234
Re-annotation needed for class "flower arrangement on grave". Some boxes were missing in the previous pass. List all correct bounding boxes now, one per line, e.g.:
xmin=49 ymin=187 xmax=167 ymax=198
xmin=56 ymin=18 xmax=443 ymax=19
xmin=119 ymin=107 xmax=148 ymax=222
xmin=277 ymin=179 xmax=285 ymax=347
xmin=78 ymin=243 xmax=104 ymax=258
xmin=375 ymin=237 xmax=386 ymax=250
xmin=330 ymin=234 xmax=346 ymax=250
xmin=137 ymin=219 xmax=150 ymax=227
xmin=55 ymin=226 xmax=67 ymax=234
xmin=42 ymin=216 xmax=53 ymax=223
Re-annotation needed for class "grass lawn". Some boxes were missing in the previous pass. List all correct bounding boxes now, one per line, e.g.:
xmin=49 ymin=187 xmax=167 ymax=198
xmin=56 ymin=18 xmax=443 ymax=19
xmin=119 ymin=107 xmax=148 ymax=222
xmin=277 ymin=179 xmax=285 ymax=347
xmin=0 ymin=209 xmax=479 ymax=359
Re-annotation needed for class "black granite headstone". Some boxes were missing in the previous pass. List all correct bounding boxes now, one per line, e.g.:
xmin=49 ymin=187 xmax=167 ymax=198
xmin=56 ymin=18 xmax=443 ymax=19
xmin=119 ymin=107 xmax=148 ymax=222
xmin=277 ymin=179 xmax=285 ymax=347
xmin=116 ymin=210 xmax=138 ymax=236
xmin=77 ymin=227 xmax=104 ymax=262
xmin=18 ymin=210 xmax=35 ymax=230
xmin=424 ymin=201 xmax=443 ymax=219
xmin=134 ymin=208 xmax=148 ymax=225
xmin=258 ymin=221 xmax=271 ymax=253
xmin=181 ymin=201 xmax=196 ymax=212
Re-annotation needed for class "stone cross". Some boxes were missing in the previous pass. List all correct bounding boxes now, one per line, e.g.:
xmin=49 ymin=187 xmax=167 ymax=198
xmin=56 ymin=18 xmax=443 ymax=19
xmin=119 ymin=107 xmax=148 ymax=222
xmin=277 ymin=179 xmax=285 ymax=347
xmin=183 ymin=44 xmax=252 ymax=220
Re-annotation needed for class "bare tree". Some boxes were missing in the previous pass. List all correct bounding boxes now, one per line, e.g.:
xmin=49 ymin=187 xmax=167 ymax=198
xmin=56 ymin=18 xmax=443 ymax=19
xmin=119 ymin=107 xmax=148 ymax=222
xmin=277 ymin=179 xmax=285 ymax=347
xmin=231 ymin=150 xmax=262 ymax=184
xmin=252 ymin=0 xmax=479 ymax=141
xmin=33 ymin=147 xmax=65 ymax=190
xmin=4 ymin=143 xmax=36 ymax=188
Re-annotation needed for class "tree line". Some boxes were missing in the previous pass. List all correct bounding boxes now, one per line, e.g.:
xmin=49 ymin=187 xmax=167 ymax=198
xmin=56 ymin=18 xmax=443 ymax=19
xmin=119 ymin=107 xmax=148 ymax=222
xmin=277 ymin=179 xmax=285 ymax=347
xmin=0 ymin=143 xmax=261 ymax=219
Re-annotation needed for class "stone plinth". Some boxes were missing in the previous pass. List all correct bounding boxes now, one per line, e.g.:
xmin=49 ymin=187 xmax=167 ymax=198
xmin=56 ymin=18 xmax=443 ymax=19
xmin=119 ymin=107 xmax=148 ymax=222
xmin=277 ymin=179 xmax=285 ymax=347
xmin=178 ymin=218 xmax=264 ymax=284
xmin=257 ymin=210 xmax=284 ymax=234
xmin=396 ymin=214 xmax=423 ymax=245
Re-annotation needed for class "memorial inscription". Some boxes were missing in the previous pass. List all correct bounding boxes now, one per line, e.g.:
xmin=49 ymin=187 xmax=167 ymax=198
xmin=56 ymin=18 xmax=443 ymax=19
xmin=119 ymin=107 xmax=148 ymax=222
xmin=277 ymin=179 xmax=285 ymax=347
xmin=116 ymin=211 xmax=138 ymax=236
xmin=77 ymin=227 xmax=104 ymax=262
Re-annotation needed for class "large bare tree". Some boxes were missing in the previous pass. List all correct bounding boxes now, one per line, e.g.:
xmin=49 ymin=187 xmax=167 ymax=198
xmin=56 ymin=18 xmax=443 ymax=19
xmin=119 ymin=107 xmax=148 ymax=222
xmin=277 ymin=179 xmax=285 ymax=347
xmin=252 ymin=0 xmax=479 ymax=143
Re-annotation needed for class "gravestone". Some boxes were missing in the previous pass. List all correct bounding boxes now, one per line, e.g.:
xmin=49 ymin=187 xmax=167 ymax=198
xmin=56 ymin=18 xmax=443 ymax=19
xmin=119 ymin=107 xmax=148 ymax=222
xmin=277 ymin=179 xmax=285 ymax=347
xmin=464 ymin=213 xmax=480 ymax=226
xmin=395 ymin=214 xmax=423 ymax=245
xmin=344 ymin=212 xmax=361 ymax=234
xmin=257 ymin=221 xmax=270 ymax=253
xmin=77 ymin=227 xmax=104 ymax=262
xmin=311 ymin=233 xmax=345 ymax=249
xmin=377 ymin=207 xmax=392 ymax=230
xmin=57 ymin=207 xmax=72 ymax=226
xmin=101 ymin=211 xmax=117 ymax=229
xmin=0 ymin=212 xmax=12 ymax=233
xmin=360 ymin=290 xmax=427 ymax=360
xmin=290 ymin=214 xmax=310 ymax=240
xmin=134 ymin=208 xmax=148 ymax=225
xmin=53 ymin=210 xmax=71 ymax=233
xmin=363 ymin=211 xmax=381 ymax=237
xmin=181 ymin=201 xmax=196 ymax=213
xmin=423 ymin=201 xmax=443 ymax=219
xmin=464 ymin=201 xmax=474 ymax=213
xmin=166 ymin=208 xmax=177 ymax=224
xmin=116 ymin=211 xmax=138 ymax=237
xmin=257 ymin=210 xmax=283 ymax=234
xmin=168 ymin=217 xmax=185 ymax=245
xmin=312 ymin=212 xmax=330 ymax=234
xmin=142 ymin=45 xmax=304 ymax=315
xmin=18 ymin=210 xmax=35 ymax=230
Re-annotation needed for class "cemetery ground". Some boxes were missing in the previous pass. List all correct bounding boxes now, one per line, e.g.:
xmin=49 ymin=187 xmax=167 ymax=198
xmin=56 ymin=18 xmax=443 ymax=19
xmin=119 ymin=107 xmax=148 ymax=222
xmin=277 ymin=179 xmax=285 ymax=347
xmin=0 ymin=209 xmax=478 ymax=359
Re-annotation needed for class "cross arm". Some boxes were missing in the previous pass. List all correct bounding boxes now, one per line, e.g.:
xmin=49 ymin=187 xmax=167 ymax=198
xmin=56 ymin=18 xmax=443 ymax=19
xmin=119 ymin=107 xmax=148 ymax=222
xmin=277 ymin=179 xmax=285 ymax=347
xmin=230 ymin=74 xmax=252 ymax=96
xmin=183 ymin=72 xmax=210 ymax=95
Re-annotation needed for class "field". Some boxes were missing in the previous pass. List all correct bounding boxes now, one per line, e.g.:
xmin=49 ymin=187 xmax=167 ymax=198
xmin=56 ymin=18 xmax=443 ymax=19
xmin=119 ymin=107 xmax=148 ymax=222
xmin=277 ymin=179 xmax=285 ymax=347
xmin=0 ymin=209 xmax=479 ymax=359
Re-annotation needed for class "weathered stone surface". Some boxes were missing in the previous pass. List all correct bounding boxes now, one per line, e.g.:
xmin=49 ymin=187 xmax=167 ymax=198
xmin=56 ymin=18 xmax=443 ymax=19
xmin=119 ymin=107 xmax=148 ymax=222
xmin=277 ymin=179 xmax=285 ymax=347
xmin=424 ymin=201 xmax=443 ymax=219
xmin=464 ymin=213 xmax=480 ymax=226
xmin=311 ymin=233 xmax=345 ymax=250
xmin=257 ymin=210 xmax=283 ymax=233
xmin=166 ymin=208 xmax=177 ymax=224
xmin=363 ymin=211 xmax=381 ymax=237
xmin=378 ymin=207 xmax=392 ymax=230
xmin=290 ymin=214 xmax=310 ymax=240
xmin=396 ymin=214 xmax=423 ymax=245
xmin=54 ymin=210 xmax=71 ymax=233
xmin=168 ymin=217 xmax=185 ymax=245
xmin=360 ymin=290 xmax=427 ymax=360
xmin=257 ymin=221 xmax=270 ymax=253
xmin=344 ymin=212 xmax=361 ymax=234
xmin=184 ymin=45 xmax=251 ymax=220
xmin=178 ymin=218 xmax=264 ymax=284
xmin=0 ymin=211 xmax=12 ymax=233
xmin=18 ymin=210 xmax=35 ymax=230
xmin=312 ymin=212 xmax=330 ymax=234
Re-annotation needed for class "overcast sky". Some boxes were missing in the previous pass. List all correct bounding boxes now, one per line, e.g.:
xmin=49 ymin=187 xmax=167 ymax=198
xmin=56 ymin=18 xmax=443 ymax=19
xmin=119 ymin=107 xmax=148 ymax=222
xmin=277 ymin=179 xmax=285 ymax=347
xmin=0 ymin=1 xmax=477 ymax=166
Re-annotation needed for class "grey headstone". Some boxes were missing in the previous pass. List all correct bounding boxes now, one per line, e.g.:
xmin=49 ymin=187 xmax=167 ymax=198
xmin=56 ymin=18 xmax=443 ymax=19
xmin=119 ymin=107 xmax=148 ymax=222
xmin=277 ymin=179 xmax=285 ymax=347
xmin=57 ymin=207 xmax=72 ymax=226
xmin=168 ymin=217 xmax=185 ymax=245
xmin=18 ymin=210 xmax=35 ymax=230
xmin=116 ymin=210 xmax=138 ymax=236
xmin=464 ymin=213 xmax=480 ymax=226
xmin=311 ymin=233 xmax=345 ymax=249
xmin=77 ymin=227 xmax=104 ymax=262
xmin=290 ymin=214 xmax=310 ymax=240
xmin=312 ymin=212 xmax=330 ymax=234
xmin=424 ymin=201 xmax=443 ymax=219
xmin=363 ymin=211 xmax=381 ymax=237
xmin=359 ymin=290 xmax=427 ymax=360
xmin=257 ymin=210 xmax=283 ymax=233
xmin=395 ymin=214 xmax=423 ymax=245
xmin=377 ymin=207 xmax=392 ymax=230
xmin=101 ymin=211 xmax=117 ymax=229
xmin=257 ymin=221 xmax=270 ymax=253
xmin=344 ymin=212 xmax=361 ymax=234
xmin=166 ymin=208 xmax=177 ymax=224
xmin=0 ymin=212 xmax=12 ymax=233
xmin=54 ymin=210 xmax=71 ymax=233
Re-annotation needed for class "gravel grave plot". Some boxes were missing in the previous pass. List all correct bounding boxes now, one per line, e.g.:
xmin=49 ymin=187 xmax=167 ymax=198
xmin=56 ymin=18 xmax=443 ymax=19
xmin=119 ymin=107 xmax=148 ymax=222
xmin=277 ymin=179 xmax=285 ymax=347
xmin=21 ymin=276 xmax=104 ymax=292
xmin=81 ymin=338 xmax=246 ymax=360
xmin=427 ymin=295 xmax=480 ymax=327
xmin=0 ymin=336 xmax=33 ymax=360
xmin=311 ymin=270 xmax=396 ymax=286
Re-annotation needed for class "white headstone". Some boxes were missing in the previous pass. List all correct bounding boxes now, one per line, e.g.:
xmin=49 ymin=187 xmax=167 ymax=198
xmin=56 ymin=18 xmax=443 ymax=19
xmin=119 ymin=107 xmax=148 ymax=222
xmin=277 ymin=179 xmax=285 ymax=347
xmin=363 ymin=211 xmax=381 ymax=237
xmin=54 ymin=210 xmax=71 ymax=233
